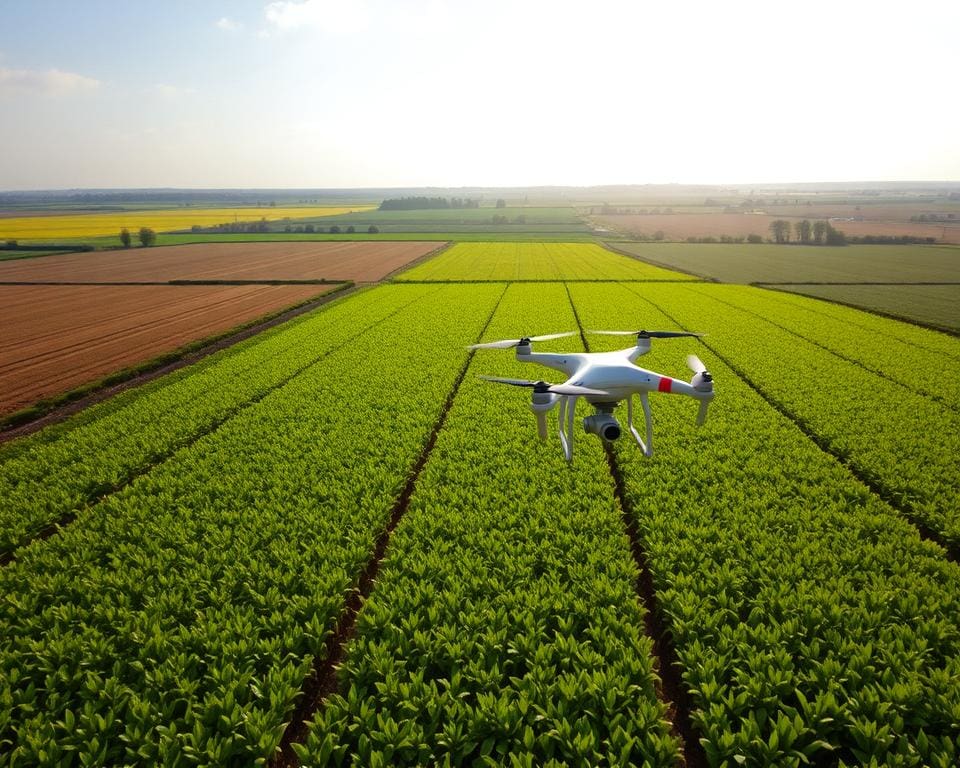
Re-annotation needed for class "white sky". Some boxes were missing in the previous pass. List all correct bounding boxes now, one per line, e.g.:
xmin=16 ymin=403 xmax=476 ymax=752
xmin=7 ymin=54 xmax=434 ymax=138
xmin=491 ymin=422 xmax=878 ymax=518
xmin=0 ymin=0 xmax=957 ymax=189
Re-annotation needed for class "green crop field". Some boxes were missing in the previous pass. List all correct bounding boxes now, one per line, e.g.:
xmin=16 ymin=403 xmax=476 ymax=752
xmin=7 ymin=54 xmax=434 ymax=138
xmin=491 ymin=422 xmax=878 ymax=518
xmin=2 ymin=241 xmax=959 ymax=767
xmin=297 ymin=206 xmax=583 ymax=225
xmin=0 ymin=248 xmax=77 ymax=261
xmin=395 ymin=242 xmax=697 ymax=281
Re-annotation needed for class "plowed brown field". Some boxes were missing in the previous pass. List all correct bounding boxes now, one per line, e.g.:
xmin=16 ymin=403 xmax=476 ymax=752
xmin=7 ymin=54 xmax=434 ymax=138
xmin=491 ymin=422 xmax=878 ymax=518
xmin=0 ymin=284 xmax=334 ymax=415
xmin=0 ymin=241 xmax=442 ymax=283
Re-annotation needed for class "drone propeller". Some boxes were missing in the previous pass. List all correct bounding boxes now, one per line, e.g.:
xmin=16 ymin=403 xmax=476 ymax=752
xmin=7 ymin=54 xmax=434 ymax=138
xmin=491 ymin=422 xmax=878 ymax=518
xmin=686 ymin=354 xmax=713 ymax=380
xmin=686 ymin=354 xmax=714 ymax=425
xmin=469 ymin=331 xmax=577 ymax=350
xmin=479 ymin=376 xmax=610 ymax=398
xmin=587 ymin=329 xmax=703 ymax=339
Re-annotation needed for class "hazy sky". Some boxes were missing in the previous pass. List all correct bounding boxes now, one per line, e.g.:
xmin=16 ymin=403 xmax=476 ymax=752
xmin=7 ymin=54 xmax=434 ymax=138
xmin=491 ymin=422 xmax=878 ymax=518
xmin=1 ymin=0 xmax=957 ymax=189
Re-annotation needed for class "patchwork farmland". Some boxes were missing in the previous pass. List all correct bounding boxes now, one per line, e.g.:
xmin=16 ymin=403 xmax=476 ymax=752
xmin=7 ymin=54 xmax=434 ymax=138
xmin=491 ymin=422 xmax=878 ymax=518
xmin=0 ymin=242 xmax=443 ymax=420
xmin=1 ymin=241 xmax=958 ymax=767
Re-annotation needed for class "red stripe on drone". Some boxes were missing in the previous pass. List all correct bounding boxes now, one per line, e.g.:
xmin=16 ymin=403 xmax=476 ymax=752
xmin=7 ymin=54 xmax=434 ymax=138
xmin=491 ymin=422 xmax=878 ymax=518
xmin=658 ymin=377 xmax=673 ymax=393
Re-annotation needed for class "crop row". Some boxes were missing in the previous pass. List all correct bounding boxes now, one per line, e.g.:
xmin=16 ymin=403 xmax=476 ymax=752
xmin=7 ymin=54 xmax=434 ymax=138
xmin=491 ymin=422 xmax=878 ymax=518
xmin=685 ymin=285 xmax=960 ymax=409
xmin=0 ymin=285 xmax=442 ymax=556
xmin=394 ymin=242 xmax=693 ymax=282
xmin=628 ymin=283 xmax=960 ymax=548
xmin=0 ymin=284 xmax=503 ymax=765
xmin=295 ymin=283 xmax=678 ymax=766
xmin=752 ymin=286 xmax=960 ymax=361
xmin=571 ymin=283 xmax=960 ymax=766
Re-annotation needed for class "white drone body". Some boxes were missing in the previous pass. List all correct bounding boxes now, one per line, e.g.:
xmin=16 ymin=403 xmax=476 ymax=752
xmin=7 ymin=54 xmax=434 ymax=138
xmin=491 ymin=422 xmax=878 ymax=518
xmin=472 ymin=330 xmax=714 ymax=462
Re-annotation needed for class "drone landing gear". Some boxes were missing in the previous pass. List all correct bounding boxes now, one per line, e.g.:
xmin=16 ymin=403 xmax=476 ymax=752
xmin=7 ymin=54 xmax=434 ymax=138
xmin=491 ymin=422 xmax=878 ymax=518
xmin=557 ymin=395 xmax=578 ymax=462
xmin=627 ymin=393 xmax=654 ymax=457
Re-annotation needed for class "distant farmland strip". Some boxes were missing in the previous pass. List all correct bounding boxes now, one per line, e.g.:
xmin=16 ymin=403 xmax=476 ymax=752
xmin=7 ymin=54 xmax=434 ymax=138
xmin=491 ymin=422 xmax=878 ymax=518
xmin=0 ymin=284 xmax=504 ymax=765
xmin=632 ymin=284 xmax=960 ymax=548
xmin=394 ymin=242 xmax=696 ymax=281
xmin=0 ymin=285 xmax=438 ymax=556
xmin=0 ymin=241 xmax=443 ymax=283
xmin=0 ymin=206 xmax=373 ymax=240
xmin=570 ymin=283 xmax=960 ymax=767
xmin=0 ymin=284 xmax=343 ymax=417
xmin=297 ymin=284 xmax=679 ymax=766
xmin=610 ymin=242 xmax=960 ymax=284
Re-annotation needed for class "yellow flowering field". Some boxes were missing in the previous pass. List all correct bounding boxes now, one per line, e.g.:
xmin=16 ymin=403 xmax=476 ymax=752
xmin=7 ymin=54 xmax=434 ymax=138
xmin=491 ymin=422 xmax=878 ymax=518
xmin=0 ymin=206 xmax=373 ymax=240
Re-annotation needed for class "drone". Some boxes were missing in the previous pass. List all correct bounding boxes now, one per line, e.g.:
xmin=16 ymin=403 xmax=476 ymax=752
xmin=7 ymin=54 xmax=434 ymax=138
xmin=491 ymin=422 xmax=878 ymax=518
xmin=471 ymin=329 xmax=714 ymax=462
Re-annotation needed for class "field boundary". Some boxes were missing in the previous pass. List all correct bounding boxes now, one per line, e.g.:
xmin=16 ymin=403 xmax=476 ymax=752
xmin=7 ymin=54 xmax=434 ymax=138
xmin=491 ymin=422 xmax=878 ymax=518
xmin=602 ymin=241 xmax=718 ymax=281
xmin=379 ymin=240 xmax=452 ymax=280
xmin=0 ymin=282 xmax=357 ymax=437
xmin=0 ymin=285 xmax=443 ymax=565
xmin=757 ymin=280 xmax=960 ymax=286
xmin=271 ymin=284 xmax=509 ymax=768
xmin=564 ymin=283 xmax=706 ymax=768
xmin=391 ymin=277 xmax=705 ymax=284
xmin=0 ymin=279 xmax=347 ymax=286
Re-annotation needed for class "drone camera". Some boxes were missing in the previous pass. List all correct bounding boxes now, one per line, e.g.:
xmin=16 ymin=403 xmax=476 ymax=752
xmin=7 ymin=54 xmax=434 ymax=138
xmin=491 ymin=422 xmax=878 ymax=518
xmin=583 ymin=413 xmax=622 ymax=442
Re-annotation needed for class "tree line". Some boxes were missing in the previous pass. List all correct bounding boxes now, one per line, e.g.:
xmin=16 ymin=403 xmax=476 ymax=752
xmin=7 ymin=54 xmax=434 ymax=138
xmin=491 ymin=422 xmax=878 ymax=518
xmin=119 ymin=228 xmax=156 ymax=247
xmin=768 ymin=220 xmax=847 ymax=245
xmin=379 ymin=197 xmax=480 ymax=210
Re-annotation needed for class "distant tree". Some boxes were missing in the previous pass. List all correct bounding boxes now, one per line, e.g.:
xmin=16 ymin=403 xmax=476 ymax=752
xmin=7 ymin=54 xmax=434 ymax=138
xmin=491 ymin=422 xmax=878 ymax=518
xmin=825 ymin=223 xmax=847 ymax=246
xmin=119 ymin=228 xmax=132 ymax=248
xmin=769 ymin=219 xmax=791 ymax=244
xmin=304 ymin=224 xmax=315 ymax=233
xmin=795 ymin=219 xmax=812 ymax=244
xmin=514 ymin=215 xmax=527 ymax=224
xmin=346 ymin=225 xmax=356 ymax=233
xmin=329 ymin=225 xmax=341 ymax=234
xmin=812 ymin=220 xmax=827 ymax=244
xmin=653 ymin=230 xmax=665 ymax=241
xmin=284 ymin=225 xmax=292 ymax=233
xmin=4 ymin=240 xmax=17 ymax=248
xmin=367 ymin=224 xmax=379 ymax=234
xmin=138 ymin=227 xmax=157 ymax=247
xmin=747 ymin=233 xmax=763 ymax=244
xmin=496 ymin=198 xmax=506 ymax=208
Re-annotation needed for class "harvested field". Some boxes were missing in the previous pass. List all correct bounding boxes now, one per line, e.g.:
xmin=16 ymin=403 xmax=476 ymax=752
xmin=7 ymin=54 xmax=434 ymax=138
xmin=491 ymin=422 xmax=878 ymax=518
xmin=592 ymin=212 xmax=960 ymax=243
xmin=0 ymin=241 xmax=442 ymax=283
xmin=0 ymin=284 xmax=335 ymax=415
